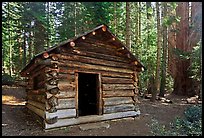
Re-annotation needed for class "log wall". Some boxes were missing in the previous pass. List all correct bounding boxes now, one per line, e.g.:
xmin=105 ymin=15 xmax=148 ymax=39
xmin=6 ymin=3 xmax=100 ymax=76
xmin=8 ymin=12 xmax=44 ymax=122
xmin=24 ymin=37 xmax=140 ymax=130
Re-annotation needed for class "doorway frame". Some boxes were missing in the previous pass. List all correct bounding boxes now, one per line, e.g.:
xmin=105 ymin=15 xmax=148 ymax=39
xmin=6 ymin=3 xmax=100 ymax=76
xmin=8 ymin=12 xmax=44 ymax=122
xmin=75 ymin=71 xmax=102 ymax=117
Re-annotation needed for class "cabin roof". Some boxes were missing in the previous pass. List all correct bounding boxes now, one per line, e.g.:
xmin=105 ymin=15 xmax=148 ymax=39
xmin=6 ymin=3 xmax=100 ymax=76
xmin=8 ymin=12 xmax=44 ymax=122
xmin=21 ymin=24 xmax=145 ymax=76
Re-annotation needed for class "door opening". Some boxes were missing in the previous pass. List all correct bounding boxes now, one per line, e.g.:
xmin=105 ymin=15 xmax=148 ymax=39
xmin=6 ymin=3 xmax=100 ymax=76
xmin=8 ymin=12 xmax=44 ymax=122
xmin=78 ymin=73 xmax=99 ymax=116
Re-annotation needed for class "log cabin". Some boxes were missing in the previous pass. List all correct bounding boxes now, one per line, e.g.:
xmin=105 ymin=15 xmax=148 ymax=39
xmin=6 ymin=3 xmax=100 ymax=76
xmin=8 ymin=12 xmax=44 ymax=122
xmin=20 ymin=24 xmax=145 ymax=130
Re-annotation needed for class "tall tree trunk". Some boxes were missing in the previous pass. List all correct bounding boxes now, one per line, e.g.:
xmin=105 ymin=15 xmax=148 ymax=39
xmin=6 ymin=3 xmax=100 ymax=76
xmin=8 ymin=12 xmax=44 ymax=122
xmin=46 ymin=2 xmax=50 ymax=48
xmin=146 ymin=2 xmax=152 ymax=94
xmin=159 ymin=2 xmax=168 ymax=97
xmin=190 ymin=2 xmax=202 ymax=98
xmin=173 ymin=2 xmax=194 ymax=96
xmin=190 ymin=2 xmax=202 ymax=48
xmin=167 ymin=3 xmax=177 ymax=79
xmin=114 ymin=2 xmax=117 ymax=35
xmin=74 ymin=2 xmax=77 ymax=36
xmin=138 ymin=2 xmax=141 ymax=42
xmin=126 ymin=2 xmax=131 ymax=50
xmin=7 ymin=3 xmax=12 ymax=76
xmin=23 ymin=29 xmax=27 ymax=67
xmin=151 ymin=2 xmax=161 ymax=102
xmin=135 ymin=2 xmax=139 ymax=54
xmin=28 ymin=21 xmax=33 ymax=62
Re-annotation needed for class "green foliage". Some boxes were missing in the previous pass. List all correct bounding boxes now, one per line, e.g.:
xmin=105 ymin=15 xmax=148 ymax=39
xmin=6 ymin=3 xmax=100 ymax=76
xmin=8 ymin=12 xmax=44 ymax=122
xmin=165 ymin=72 xmax=174 ymax=92
xmin=184 ymin=105 xmax=202 ymax=122
xmin=149 ymin=105 xmax=202 ymax=136
xmin=2 ymin=73 xmax=16 ymax=85
xmin=189 ymin=42 xmax=201 ymax=82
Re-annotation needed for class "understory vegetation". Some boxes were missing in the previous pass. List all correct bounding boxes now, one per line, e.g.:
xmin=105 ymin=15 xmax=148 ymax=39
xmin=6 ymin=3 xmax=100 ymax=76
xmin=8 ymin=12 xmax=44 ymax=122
xmin=149 ymin=105 xmax=202 ymax=136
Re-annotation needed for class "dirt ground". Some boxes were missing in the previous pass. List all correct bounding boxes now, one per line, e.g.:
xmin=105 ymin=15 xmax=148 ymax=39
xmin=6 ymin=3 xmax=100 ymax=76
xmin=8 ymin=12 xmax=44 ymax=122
xmin=2 ymin=85 xmax=192 ymax=136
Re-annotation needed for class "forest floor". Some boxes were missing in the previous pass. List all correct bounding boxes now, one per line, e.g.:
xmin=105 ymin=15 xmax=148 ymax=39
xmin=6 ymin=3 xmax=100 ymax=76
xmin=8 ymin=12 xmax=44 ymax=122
xmin=2 ymin=85 xmax=194 ymax=136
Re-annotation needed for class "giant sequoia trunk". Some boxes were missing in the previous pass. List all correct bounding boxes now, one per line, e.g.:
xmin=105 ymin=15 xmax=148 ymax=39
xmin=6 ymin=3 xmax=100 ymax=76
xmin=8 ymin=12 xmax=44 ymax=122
xmin=172 ymin=2 xmax=201 ymax=96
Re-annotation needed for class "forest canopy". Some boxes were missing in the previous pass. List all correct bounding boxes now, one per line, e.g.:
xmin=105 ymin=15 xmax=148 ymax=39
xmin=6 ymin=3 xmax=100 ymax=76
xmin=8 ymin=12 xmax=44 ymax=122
xmin=2 ymin=2 xmax=202 ymax=98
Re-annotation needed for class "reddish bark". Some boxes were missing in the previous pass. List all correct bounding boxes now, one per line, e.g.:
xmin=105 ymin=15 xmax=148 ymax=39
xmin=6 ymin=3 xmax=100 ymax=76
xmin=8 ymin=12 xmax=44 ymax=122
xmin=171 ymin=2 xmax=202 ymax=96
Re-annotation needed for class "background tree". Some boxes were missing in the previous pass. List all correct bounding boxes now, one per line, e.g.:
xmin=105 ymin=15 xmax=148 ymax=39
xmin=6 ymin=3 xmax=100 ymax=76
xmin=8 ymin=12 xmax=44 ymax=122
xmin=126 ymin=2 xmax=131 ymax=50
xmin=2 ymin=2 xmax=201 ymax=99
xmin=152 ymin=2 xmax=162 ymax=102
xmin=159 ymin=2 xmax=168 ymax=97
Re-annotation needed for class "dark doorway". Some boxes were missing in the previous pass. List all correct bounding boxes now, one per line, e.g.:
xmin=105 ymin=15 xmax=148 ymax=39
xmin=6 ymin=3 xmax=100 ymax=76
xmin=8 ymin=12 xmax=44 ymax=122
xmin=78 ymin=73 xmax=99 ymax=116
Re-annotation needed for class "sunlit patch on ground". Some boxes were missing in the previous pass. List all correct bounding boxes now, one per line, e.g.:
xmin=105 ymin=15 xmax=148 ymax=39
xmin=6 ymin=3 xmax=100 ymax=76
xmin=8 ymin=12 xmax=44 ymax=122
xmin=2 ymin=95 xmax=26 ymax=105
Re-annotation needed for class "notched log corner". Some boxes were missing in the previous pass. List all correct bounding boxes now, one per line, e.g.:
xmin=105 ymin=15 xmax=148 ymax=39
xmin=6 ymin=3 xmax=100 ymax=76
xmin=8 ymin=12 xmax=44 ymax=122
xmin=48 ymin=96 xmax=58 ymax=107
xmin=49 ymin=87 xmax=60 ymax=95
xmin=45 ymin=116 xmax=58 ymax=124
xmin=47 ymin=107 xmax=57 ymax=113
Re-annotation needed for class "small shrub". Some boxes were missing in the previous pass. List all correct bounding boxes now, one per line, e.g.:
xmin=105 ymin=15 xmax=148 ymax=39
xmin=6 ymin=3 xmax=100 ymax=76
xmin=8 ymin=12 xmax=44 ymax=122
xmin=149 ymin=105 xmax=202 ymax=136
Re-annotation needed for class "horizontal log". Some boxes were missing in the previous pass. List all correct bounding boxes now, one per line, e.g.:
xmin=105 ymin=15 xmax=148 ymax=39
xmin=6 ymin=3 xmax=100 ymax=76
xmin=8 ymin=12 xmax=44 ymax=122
xmin=56 ymin=91 xmax=76 ymax=98
xmin=83 ymin=38 xmax=118 ymax=50
xmin=102 ymin=84 xmax=135 ymax=91
xmin=44 ymin=111 xmax=140 ymax=129
xmin=102 ymin=72 xmax=133 ymax=79
xmin=57 ymin=81 xmax=75 ymax=91
xmin=27 ymin=100 xmax=45 ymax=110
xmin=102 ymin=77 xmax=134 ymax=84
xmin=74 ymin=42 xmax=124 ymax=58
xmin=52 ymin=53 xmax=135 ymax=70
xmin=29 ymin=65 xmax=46 ymax=78
xmin=104 ymin=104 xmax=135 ymax=114
xmin=45 ymin=109 xmax=76 ymax=119
xmin=103 ymin=90 xmax=134 ymax=97
xmin=57 ymin=73 xmax=75 ymax=80
xmin=27 ymin=89 xmax=46 ymax=95
xmin=59 ymin=66 xmax=132 ymax=79
xmin=27 ymin=94 xmax=46 ymax=103
xmin=56 ymin=60 xmax=135 ymax=74
xmin=63 ymin=47 xmax=131 ymax=64
xmin=56 ymin=98 xmax=75 ymax=109
xmin=26 ymin=103 xmax=45 ymax=119
xmin=103 ymin=97 xmax=134 ymax=106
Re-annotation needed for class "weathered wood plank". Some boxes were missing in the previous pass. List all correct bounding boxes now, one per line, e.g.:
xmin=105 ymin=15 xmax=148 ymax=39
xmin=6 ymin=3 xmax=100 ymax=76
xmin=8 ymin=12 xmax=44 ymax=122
xmin=44 ymin=111 xmax=140 ymax=129
xmin=59 ymin=66 xmax=133 ymax=79
xmin=102 ymin=77 xmax=133 ymax=84
xmin=102 ymin=72 xmax=133 ymax=79
xmin=55 ymin=60 xmax=135 ymax=74
xmin=102 ymin=84 xmax=135 ymax=91
xmin=98 ymin=73 xmax=102 ymax=115
xmin=50 ymin=91 xmax=76 ymax=99
xmin=75 ymin=73 xmax=79 ymax=117
xmin=26 ymin=103 xmax=45 ymax=119
xmin=27 ymin=100 xmax=45 ymax=110
xmin=57 ymin=80 xmax=76 ymax=91
xmin=62 ymin=47 xmax=131 ymax=64
xmin=104 ymin=104 xmax=135 ymax=114
xmin=103 ymin=90 xmax=134 ymax=97
xmin=27 ymin=94 xmax=46 ymax=103
xmin=52 ymin=53 xmax=135 ymax=70
xmin=45 ymin=109 xmax=76 ymax=119
xmin=83 ymin=38 xmax=118 ymax=50
xmin=56 ymin=98 xmax=75 ymax=109
xmin=27 ymin=89 xmax=46 ymax=95
xmin=73 ymin=43 xmax=124 ymax=58
xmin=103 ymin=97 xmax=133 ymax=106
